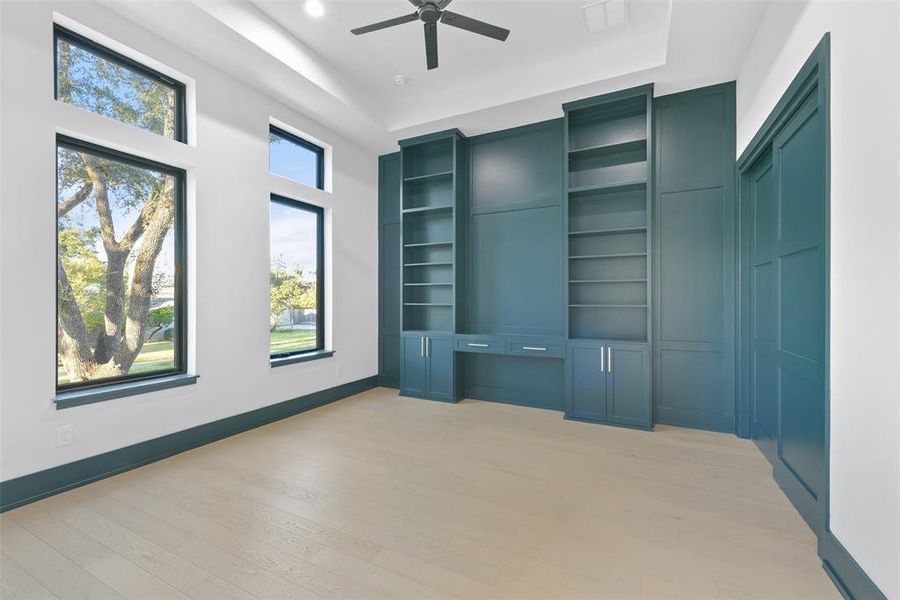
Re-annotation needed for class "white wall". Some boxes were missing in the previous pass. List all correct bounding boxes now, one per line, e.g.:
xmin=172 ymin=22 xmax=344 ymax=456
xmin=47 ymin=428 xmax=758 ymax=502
xmin=0 ymin=1 xmax=379 ymax=481
xmin=737 ymin=1 xmax=900 ymax=597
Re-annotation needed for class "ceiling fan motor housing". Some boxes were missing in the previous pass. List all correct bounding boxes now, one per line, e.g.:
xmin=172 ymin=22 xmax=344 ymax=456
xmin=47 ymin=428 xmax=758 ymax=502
xmin=418 ymin=4 xmax=442 ymax=24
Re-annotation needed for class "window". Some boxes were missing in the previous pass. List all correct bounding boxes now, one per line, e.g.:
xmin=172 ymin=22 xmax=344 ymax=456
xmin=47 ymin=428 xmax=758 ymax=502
xmin=54 ymin=25 xmax=186 ymax=142
xmin=56 ymin=136 xmax=186 ymax=391
xmin=269 ymin=125 xmax=325 ymax=189
xmin=269 ymin=195 xmax=325 ymax=359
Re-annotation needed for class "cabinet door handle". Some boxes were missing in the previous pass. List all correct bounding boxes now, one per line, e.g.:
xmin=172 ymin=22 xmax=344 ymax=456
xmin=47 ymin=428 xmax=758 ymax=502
xmin=468 ymin=342 xmax=489 ymax=348
xmin=607 ymin=347 xmax=612 ymax=373
xmin=420 ymin=337 xmax=425 ymax=357
xmin=600 ymin=346 xmax=605 ymax=372
xmin=522 ymin=346 xmax=546 ymax=351
xmin=426 ymin=337 xmax=431 ymax=358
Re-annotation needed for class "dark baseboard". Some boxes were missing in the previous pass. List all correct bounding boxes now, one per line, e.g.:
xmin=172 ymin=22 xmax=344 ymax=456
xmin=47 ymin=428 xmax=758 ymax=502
xmin=0 ymin=375 xmax=379 ymax=513
xmin=378 ymin=374 xmax=399 ymax=389
xmin=820 ymin=529 xmax=887 ymax=600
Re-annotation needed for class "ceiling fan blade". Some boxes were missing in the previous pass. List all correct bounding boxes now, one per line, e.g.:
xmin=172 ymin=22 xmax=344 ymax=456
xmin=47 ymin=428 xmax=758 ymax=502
xmin=440 ymin=10 xmax=510 ymax=42
xmin=351 ymin=13 xmax=418 ymax=36
xmin=436 ymin=0 xmax=454 ymax=8
xmin=407 ymin=0 xmax=425 ymax=6
xmin=424 ymin=22 xmax=438 ymax=70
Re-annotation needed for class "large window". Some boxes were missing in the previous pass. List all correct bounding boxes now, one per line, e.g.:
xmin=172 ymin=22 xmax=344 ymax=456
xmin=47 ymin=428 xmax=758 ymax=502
xmin=56 ymin=136 xmax=186 ymax=390
xmin=269 ymin=125 xmax=325 ymax=189
xmin=269 ymin=195 xmax=324 ymax=359
xmin=54 ymin=25 xmax=186 ymax=142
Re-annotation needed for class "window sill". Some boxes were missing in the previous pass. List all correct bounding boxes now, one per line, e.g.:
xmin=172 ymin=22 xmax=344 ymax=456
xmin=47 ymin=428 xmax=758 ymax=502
xmin=54 ymin=374 xmax=199 ymax=410
xmin=271 ymin=350 xmax=334 ymax=368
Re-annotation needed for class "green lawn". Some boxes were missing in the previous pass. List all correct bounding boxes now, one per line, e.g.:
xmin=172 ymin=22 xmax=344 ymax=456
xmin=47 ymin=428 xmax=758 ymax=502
xmin=270 ymin=328 xmax=317 ymax=354
xmin=58 ymin=329 xmax=318 ymax=384
xmin=57 ymin=339 xmax=175 ymax=385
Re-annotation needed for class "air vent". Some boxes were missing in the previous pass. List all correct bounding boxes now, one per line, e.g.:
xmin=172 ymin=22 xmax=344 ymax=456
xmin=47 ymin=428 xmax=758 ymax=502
xmin=583 ymin=0 xmax=629 ymax=32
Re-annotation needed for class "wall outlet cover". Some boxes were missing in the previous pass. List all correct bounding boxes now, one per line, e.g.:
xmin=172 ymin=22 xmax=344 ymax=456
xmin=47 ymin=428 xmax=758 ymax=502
xmin=56 ymin=424 xmax=73 ymax=447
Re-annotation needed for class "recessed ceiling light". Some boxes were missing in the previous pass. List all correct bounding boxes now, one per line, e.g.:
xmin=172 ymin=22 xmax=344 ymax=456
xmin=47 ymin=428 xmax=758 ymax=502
xmin=394 ymin=75 xmax=408 ymax=86
xmin=305 ymin=0 xmax=325 ymax=18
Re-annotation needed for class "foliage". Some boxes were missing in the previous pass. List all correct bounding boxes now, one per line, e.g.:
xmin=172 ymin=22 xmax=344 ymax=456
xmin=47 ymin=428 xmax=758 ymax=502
xmin=57 ymin=38 xmax=175 ymax=138
xmin=57 ymin=227 xmax=106 ymax=332
xmin=270 ymin=256 xmax=317 ymax=328
xmin=148 ymin=305 xmax=175 ymax=339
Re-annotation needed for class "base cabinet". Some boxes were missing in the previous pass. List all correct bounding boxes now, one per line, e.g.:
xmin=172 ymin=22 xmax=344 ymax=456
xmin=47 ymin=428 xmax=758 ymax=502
xmin=565 ymin=340 xmax=651 ymax=429
xmin=400 ymin=333 xmax=455 ymax=401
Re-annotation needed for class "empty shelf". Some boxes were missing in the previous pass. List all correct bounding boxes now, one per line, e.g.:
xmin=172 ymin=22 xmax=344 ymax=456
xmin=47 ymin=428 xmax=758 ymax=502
xmin=569 ymin=279 xmax=647 ymax=283
xmin=402 ymin=205 xmax=453 ymax=215
xmin=569 ymin=253 xmax=647 ymax=260
xmin=404 ymin=241 xmax=453 ymax=248
xmin=568 ymin=180 xmax=647 ymax=195
xmin=569 ymin=225 xmax=647 ymax=237
xmin=403 ymin=170 xmax=454 ymax=182
xmin=404 ymin=282 xmax=453 ymax=286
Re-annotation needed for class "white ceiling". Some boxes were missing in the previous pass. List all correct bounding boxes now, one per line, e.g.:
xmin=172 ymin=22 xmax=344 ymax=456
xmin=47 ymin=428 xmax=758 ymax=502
xmin=110 ymin=0 xmax=771 ymax=152
xmin=250 ymin=0 xmax=672 ymax=131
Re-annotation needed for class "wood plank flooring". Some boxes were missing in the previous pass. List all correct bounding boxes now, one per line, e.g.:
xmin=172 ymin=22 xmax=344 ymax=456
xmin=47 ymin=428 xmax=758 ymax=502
xmin=0 ymin=388 xmax=838 ymax=599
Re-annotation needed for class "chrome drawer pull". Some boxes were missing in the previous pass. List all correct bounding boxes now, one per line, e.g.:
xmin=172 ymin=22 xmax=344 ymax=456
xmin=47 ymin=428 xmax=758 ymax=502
xmin=523 ymin=346 xmax=547 ymax=351
xmin=467 ymin=342 xmax=489 ymax=348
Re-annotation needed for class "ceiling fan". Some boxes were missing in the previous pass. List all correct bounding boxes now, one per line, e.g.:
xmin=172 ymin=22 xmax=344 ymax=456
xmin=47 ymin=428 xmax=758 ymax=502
xmin=351 ymin=0 xmax=510 ymax=70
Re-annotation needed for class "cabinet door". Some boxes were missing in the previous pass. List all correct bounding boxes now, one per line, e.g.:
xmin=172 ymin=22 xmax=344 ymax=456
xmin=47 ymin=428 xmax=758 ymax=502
xmin=400 ymin=335 xmax=427 ymax=398
xmin=606 ymin=344 xmax=651 ymax=429
xmin=565 ymin=343 xmax=607 ymax=421
xmin=426 ymin=336 xmax=454 ymax=401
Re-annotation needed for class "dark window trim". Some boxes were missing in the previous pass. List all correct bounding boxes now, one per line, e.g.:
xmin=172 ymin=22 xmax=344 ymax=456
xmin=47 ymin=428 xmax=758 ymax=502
xmin=54 ymin=24 xmax=188 ymax=144
xmin=269 ymin=125 xmax=325 ymax=190
xmin=270 ymin=193 xmax=326 ymax=361
xmin=55 ymin=134 xmax=189 ymax=394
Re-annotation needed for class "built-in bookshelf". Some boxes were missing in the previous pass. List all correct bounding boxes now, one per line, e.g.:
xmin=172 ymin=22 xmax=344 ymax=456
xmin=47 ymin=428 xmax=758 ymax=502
xmin=564 ymin=92 xmax=651 ymax=343
xmin=399 ymin=131 xmax=466 ymax=333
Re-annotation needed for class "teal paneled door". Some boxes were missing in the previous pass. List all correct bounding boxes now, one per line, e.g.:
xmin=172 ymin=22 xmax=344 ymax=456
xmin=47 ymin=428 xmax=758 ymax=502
xmin=749 ymin=91 xmax=827 ymax=531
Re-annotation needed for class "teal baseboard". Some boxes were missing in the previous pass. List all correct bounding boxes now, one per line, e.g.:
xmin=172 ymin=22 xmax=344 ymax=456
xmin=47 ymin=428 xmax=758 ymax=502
xmin=0 ymin=375 xmax=379 ymax=513
xmin=820 ymin=529 xmax=887 ymax=600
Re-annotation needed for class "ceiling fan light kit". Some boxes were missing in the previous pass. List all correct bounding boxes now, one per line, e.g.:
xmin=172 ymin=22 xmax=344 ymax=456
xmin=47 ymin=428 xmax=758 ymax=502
xmin=351 ymin=0 xmax=511 ymax=70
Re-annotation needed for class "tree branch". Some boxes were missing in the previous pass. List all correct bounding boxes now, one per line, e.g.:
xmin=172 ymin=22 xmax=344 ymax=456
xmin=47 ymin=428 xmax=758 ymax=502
xmin=57 ymin=257 xmax=98 ymax=381
xmin=80 ymin=153 xmax=118 ymax=250
xmin=116 ymin=182 xmax=175 ymax=370
xmin=58 ymin=182 xmax=93 ymax=218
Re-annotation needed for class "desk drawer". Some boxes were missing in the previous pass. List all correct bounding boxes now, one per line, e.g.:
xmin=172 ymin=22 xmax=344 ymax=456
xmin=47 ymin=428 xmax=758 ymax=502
xmin=506 ymin=337 xmax=565 ymax=359
xmin=455 ymin=334 xmax=505 ymax=355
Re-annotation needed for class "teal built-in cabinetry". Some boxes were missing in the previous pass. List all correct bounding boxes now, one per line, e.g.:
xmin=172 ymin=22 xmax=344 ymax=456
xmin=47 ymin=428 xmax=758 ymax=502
xmin=378 ymin=83 xmax=736 ymax=433
xmin=563 ymin=85 xmax=653 ymax=429
xmin=398 ymin=130 xmax=466 ymax=402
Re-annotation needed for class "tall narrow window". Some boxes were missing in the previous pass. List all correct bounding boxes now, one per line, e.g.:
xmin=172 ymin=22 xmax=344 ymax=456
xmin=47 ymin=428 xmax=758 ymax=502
xmin=56 ymin=136 xmax=186 ymax=390
xmin=54 ymin=25 xmax=186 ymax=142
xmin=269 ymin=125 xmax=325 ymax=189
xmin=269 ymin=195 xmax=325 ymax=358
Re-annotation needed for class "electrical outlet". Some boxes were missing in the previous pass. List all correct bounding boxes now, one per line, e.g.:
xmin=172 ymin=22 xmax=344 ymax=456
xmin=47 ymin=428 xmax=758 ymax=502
xmin=56 ymin=425 xmax=73 ymax=447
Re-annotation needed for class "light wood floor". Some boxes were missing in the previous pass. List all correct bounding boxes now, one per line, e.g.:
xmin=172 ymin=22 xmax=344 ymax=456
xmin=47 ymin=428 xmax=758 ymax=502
xmin=1 ymin=388 xmax=838 ymax=599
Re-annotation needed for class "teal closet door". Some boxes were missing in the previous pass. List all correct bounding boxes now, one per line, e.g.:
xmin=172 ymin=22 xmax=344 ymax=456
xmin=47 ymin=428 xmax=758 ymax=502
xmin=750 ymin=92 xmax=827 ymax=531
